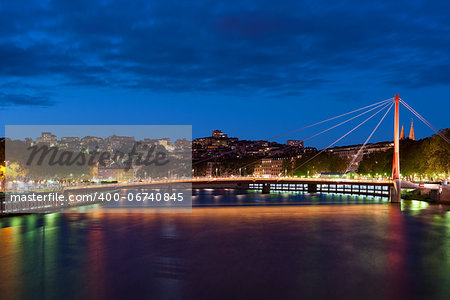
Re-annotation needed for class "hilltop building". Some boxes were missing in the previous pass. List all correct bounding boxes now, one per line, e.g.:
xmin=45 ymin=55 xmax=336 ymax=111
xmin=212 ymin=130 xmax=227 ymax=138
xmin=36 ymin=132 xmax=57 ymax=146
xmin=287 ymin=140 xmax=304 ymax=148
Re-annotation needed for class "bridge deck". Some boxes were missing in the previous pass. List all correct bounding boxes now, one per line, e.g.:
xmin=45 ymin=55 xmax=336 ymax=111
xmin=62 ymin=177 xmax=394 ymax=194
xmin=190 ymin=177 xmax=393 ymax=186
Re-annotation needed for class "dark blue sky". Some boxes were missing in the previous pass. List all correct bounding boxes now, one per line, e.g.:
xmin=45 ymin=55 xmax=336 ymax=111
xmin=0 ymin=0 xmax=449 ymax=148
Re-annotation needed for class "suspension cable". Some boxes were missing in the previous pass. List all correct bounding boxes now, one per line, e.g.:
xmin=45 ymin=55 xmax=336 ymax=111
xmin=235 ymin=101 xmax=393 ymax=172
xmin=267 ymin=97 xmax=393 ymax=141
xmin=194 ymin=98 xmax=392 ymax=166
xmin=302 ymin=101 xmax=390 ymax=142
xmin=193 ymin=97 xmax=393 ymax=168
xmin=291 ymin=101 xmax=392 ymax=174
xmin=400 ymin=98 xmax=450 ymax=144
xmin=342 ymin=102 xmax=394 ymax=176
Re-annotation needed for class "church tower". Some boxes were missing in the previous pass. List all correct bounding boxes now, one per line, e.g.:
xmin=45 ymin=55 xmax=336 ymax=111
xmin=400 ymin=125 xmax=405 ymax=140
xmin=409 ymin=119 xmax=415 ymax=140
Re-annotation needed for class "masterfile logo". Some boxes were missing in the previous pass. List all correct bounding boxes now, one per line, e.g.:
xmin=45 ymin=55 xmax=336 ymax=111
xmin=3 ymin=125 xmax=192 ymax=214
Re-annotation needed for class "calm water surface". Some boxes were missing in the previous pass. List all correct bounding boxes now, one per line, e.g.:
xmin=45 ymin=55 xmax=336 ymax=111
xmin=1 ymin=189 xmax=450 ymax=299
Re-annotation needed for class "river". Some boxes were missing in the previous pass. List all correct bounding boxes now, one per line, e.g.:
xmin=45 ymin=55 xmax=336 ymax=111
xmin=1 ymin=189 xmax=450 ymax=299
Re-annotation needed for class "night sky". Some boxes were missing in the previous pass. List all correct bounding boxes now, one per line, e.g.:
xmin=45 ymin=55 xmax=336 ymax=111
xmin=0 ymin=0 xmax=449 ymax=148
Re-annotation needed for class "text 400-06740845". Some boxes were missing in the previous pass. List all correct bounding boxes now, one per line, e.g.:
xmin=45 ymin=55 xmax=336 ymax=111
xmin=126 ymin=192 xmax=184 ymax=202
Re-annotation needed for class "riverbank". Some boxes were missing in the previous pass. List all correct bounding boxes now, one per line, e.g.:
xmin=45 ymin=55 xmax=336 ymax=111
xmin=402 ymin=186 xmax=450 ymax=203
xmin=402 ymin=189 xmax=432 ymax=201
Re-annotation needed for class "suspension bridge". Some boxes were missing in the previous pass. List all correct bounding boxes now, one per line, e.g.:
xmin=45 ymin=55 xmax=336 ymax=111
xmin=64 ymin=94 xmax=448 ymax=203
xmin=181 ymin=94 xmax=446 ymax=202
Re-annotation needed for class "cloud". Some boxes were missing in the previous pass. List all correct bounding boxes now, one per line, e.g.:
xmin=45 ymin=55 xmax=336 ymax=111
xmin=0 ymin=0 xmax=449 ymax=98
xmin=0 ymin=92 xmax=53 ymax=108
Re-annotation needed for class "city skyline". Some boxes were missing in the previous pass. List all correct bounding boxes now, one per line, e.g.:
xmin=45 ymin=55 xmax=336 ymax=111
xmin=1 ymin=120 xmax=439 ymax=150
xmin=4 ymin=125 xmax=191 ymax=142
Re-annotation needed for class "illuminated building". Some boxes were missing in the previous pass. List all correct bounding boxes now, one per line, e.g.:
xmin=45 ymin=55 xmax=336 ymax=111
xmin=36 ymin=132 xmax=57 ymax=146
xmin=254 ymin=158 xmax=284 ymax=177
xmin=400 ymin=125 xmax=405 ymax=140
xmin=212 ymin=130 xmax=227 ymax=138
xmin=409 ymin=119 xmax=415 ymax=140
xmin=97 ymin=166 xmax=135 ymax=181
xmin=287 ymin=140 xmax=304 ymax=148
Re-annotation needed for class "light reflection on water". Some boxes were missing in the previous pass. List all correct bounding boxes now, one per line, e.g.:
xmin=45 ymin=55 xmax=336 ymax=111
xmin=1 ymin=189 xmax=450 ymax=299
